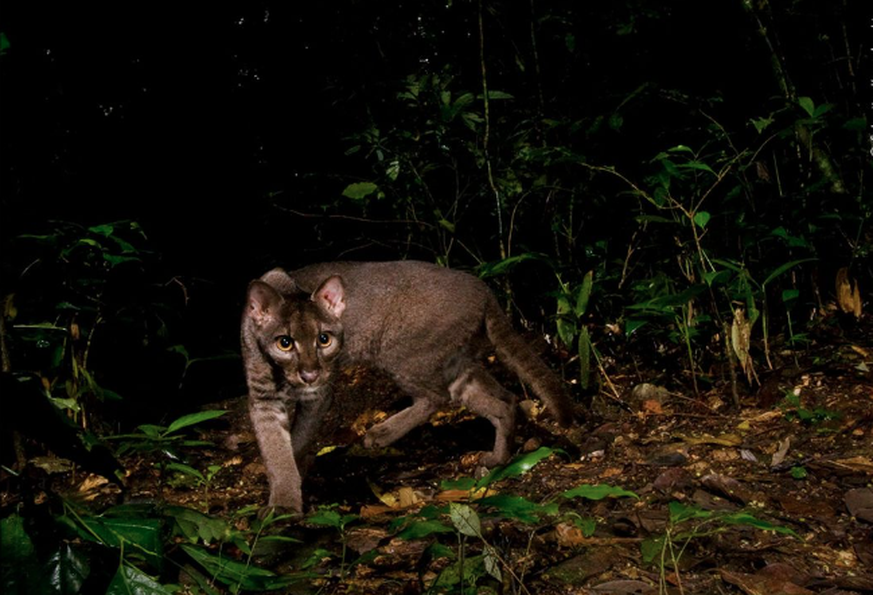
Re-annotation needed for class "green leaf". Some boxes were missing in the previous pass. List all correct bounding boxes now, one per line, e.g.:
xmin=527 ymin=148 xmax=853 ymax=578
xmin=624 ymin=318 xmax=647 ymax=336
xmin=679 ymin=161 xmax=717 ymax=175
xmin=790 ymin=466 xmax=808 ymax=479
xmin=181 ymin=544 xmax=295 ymax=591
xmin=668 ymin=501 xmax=711 ymax=523
xmin=761 ymin=259 xmax=816 ymax=287
xmin=782 ymin=289 xmax=800 ymax=303
xmin=667 ymin=145 xmax=694 ymax=154
xmin=165 ymin=462 xmax=205 ymax=482
xmin=635 ymin=215 xmax=675 ymax=224
xmin=797 ymin=96 xmax=815 ymax=117
xmin=575 ymin=270 xmax=594 ymax=316
xmin=341 ymin=182 xmax=379 ymax=200
xmin=476 ymin=252 xmax=546 ymax=279
xmin=476 ymin=447 xmax=556 ymax=487
xmin=562 ymin=484 xmax=639 ymax=501
xmin=0 ymin=32 xmax=9 ymax=55
xmin=45 ymin=544 xmax=89 ymax=595
xmin=1 ymin=515 xmax=35 ymax=562
xmin=578 ymin=327 xmax=591 ymax=390
xmin=449 ymin=503 xmax=481 ymax=537
xmin=478 ymin=494 xmax=559 ymax=523
xmin=105 ymin=565 xmax=173 ymax=595
xmin=396 ymin=520 xmax=454 ymax=540
xmin=74 ymin=515 xmax=162 ymax=567
xmin=164 ymin=506 xmax=229 ymax=545
xmin=640 ymin=536 xmax=665 ymax=564
xmin=693 ymin=211 xmax=711 ymax=229
xmin=440 ymin=477 xmax=476 ymax=491
xmin=165 ymin=410 xmax=227 ymax=435
xmin=477 ymin=90 xmax=514 ymax=100
xmin=751 ymin=116 xmax=774 ymax=133
xmin=483 ymin=545 xmax=502 ymax=581
xmin=720 ymin=512 xmax=797 ymax=537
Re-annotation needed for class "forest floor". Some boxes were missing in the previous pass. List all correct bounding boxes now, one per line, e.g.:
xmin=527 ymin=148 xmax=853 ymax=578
xmin=17 ymin=318 xmax=873 ymax=595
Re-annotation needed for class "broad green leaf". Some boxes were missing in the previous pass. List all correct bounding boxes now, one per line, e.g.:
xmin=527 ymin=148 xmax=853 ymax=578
xmin=396 ymin=520 xmax=454 ymax=540
xmin=449 ymin=503 xmax=481 ymax=537
xmin=166 ymin=410 xmax=227 ymax=435
xmin=1 ymin=515 xmax=35 ymax=562
xmin=105 ymin=565 xmax=172 ymax=595
xmin=667 ymin=145 xmax=694 ymax=153
xmin=693 ymin=211 xmax=711 ymax=229
xmin=434 ymin=554 xmax=485 ymax=588
xmin=704 ymin=269 xmax=732 ymax=287
xmin=478 ymin=494 xmax=559 ymax=523
xmin=578 ymin=327 xmax=591 ymax=390
xmin=679 ymin=161 xmax=717 ymax=175
xmin=45 ymin=544 xmax=89 ymax=595
xmin=668 ymin=501 xmax=712 ymax=523
xmin=842 ymin=117 xmax=867 ymax=131
xmin=483 ymin=545 xmax=502 ymax=581
xmin=476 ymin=252 xmax=546 ymax=279
xmin=575 ymin=270 xmax=594 ymax=316
xmin=341 ymin=182 xmax=379 ymax=200
xmin=165 ymin=462 xmax=204 ymax=482
xmin=477 ymin=447 xmax=556 ymax=487
xmin=624 ymin=318 xmax=647 ymax=336
xmin=635 ymin=215 xmax=675 ymax=224
xmin=751 ymin=116 xmax=773 ymax=133
xmin=75 ymin=515 xmax=162 ymax=566
xmin=562 ymin=484 xmax=639 ymax=501
xmin=181 ymin=544 xmax=295 ymax=591
xmin=782 ymin=289 xmax=800 ymax=303
xmin=640 ymin=536 xmax=665 ymax=564
xmin=720 ymin=512 xmax=798 ymax=536
xmin=797 ymin=96 xmax=815 ymax=117
xmin=761 ymin=258 xmax=816 ymax=287
xmin=164 ymin=506 xmax=229 ymax=545
xmin=0 ymin=32 xmax=9 ymax=55
xmin=477 ymin=90 xmax=514 ymax=100
xmin=440 ymin=478 xmax=476 ymax=491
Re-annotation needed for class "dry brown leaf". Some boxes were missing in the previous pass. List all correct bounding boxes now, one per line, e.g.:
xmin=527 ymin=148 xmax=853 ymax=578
xmin=731 ymin=307 xmax=758 ymax=385
xmin=554 ymin=522 xmax=587 ymax=548
xmin=682 ymin=433 xmax=743 ymax=446
xmin=642 ymin=399 xmax=663 ymax=414
xmin=832 ymin=456 xmax=873 ymax=474
xmin=836 ymin=267 xmax=862 ymax=318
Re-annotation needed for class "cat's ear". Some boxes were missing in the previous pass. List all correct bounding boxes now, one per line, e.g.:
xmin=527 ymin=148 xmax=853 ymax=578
xmin=313 ymin=276 xmax=346 ymax=318
xmin=247 ymin=280 xmax=283 ymax=327
xmin=260 ymin=268 xmax=300 ymax=294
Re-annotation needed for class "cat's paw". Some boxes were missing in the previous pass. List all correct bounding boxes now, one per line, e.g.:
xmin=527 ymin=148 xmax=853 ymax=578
xmin=363 ymin=425 xmax=393 ymax=448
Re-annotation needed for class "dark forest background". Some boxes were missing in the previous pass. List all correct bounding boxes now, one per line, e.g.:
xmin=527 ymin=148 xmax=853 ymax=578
xmin=1 ymin=0 xmax=869 ymax=427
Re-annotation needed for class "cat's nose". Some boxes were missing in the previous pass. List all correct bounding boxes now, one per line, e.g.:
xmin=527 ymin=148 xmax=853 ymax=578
xmin=300 ymin=370 xmax=320 ymax=384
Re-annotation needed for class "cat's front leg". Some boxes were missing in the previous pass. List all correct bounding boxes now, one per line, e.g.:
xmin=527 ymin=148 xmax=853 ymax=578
xmin=249 ymin=395 xmax=303 ymax=512
xmin=289 ymin=390 xmax=333 ymax=476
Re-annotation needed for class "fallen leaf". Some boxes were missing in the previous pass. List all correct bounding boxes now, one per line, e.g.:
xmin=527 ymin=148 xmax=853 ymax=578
xmin=642 ymin=399 xmax=663 ymax=414
xmin=682 ymin=433 xmax=743 ymax=446
xmin=771 ymin=436 xmax=791 ymax=468
xmin=554 ymin=522 xmax=586 ymax=548
xmin=701 ymin=474 xmax=754 ymax=505
xmin=836 ymin=267 xmax=862 ymax=318
xmin=832 ymin=456 xmax=873 ymax=473
xmin=591 ymin=579 xmax=656 ymax=594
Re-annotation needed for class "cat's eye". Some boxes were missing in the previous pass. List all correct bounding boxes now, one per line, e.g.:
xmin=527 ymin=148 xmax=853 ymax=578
xmin=276 ymin=336 xmax=295 ymax=352
xmin=317 ymin=333 xmax=332 ymax=347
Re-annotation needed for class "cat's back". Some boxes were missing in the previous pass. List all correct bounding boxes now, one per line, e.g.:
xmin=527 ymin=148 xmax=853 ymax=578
xmin=289 ymin=260 xmax=491 ymax=332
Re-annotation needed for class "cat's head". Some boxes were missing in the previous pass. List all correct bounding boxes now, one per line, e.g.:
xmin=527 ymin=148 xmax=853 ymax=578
xmin=244 ymin=275 xmax=346 ymax=394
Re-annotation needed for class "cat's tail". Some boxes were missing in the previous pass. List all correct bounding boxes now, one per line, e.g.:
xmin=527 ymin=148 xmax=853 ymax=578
xmin=484 ymin=296 xmax=575 ymax=426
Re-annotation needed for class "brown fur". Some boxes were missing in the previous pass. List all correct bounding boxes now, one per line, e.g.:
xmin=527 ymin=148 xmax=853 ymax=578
xmin=241 ymin=261 xmax=574 ymax=512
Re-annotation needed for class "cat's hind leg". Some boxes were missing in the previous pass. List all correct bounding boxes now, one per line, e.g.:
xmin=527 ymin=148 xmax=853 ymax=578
xmin=448 ymin=366 xmax=517 ymax=466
